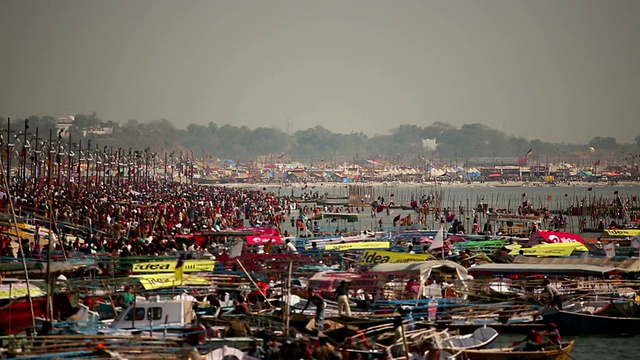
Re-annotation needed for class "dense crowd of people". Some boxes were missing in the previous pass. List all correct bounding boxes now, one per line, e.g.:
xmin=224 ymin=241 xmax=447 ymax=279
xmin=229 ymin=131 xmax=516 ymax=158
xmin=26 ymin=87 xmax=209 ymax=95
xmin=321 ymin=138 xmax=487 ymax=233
xmin=1 ymin=180 xmax=297 ymax=258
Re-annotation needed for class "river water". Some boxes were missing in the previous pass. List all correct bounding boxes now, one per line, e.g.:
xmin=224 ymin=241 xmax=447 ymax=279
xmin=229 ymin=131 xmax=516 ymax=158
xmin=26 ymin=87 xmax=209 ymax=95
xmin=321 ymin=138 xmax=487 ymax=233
xmin=497 ymin=334 xmax=638 ymax=360
xmin=263 ymin=183 xmax=640 ymax=234
xmin=253 ymin=183 xmax=640 ymax=359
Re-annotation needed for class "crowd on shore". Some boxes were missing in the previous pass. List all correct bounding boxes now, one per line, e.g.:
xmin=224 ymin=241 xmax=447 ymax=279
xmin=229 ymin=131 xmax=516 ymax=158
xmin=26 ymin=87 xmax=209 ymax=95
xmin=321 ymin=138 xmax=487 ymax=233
xmin=1 ymin=180 xmax=302 ymax=258
xmin=1 ymin=175 xmax=638 ymax=261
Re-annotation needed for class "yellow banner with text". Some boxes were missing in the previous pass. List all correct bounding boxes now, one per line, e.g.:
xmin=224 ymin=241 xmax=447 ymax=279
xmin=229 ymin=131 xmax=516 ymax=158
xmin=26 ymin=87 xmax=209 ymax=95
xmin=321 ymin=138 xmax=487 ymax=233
xmin=359 ymin=250 xmax=435 ymax=265
xmin=605 ymin=229 xmax=640 ymax=237
xmin=133 ymin=274 xmax=211 ymax=290
xmin=131 ymin=260 xmax=215 ymax=273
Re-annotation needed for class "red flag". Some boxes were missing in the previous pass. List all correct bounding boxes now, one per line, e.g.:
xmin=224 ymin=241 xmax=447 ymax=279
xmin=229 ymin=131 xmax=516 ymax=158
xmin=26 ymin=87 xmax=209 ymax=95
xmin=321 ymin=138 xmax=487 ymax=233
xmin=594 ymin=159 xmax=601 ymax=166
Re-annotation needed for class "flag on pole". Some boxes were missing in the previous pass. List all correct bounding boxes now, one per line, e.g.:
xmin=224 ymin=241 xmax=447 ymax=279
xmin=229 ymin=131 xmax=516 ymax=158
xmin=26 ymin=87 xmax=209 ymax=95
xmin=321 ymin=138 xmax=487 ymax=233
xmin=175 ymin=253 xmax=185 ymax=282
xmin=526 ymin=149 xmax=533 ymax=157
xmin=429 ymin=226 xmax=445 ymax=251
xmin=603 ymin=243 xmax=616 ymax=258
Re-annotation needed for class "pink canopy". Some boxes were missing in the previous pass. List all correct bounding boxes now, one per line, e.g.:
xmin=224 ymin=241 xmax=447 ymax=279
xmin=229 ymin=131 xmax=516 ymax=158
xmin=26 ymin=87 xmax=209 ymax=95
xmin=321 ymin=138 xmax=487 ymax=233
xmin=238 ymin=226 xmax=283 ymax=245
xmin=527 ymin=230 xmax=584 ymax=246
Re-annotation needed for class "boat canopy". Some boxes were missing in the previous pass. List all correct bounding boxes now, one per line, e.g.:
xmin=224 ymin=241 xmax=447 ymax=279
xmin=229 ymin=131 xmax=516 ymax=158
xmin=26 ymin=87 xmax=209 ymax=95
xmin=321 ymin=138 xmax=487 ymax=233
xmin=527 ymin=230 xmax=584 ymax=245
xmin=308 ymin=271 xmax=371 ymax=292
xmin=512 ymin=256 xmax=640 ymax=272
xmin=468 ymin=263 xmax=620 ymax=276
xmin=370 ymin=260 xmax=469 ymax=281
xmin=507 ymin=242 xmax=588 ymax=257
xmin=0 ymin=282 xmax=46 ymax=299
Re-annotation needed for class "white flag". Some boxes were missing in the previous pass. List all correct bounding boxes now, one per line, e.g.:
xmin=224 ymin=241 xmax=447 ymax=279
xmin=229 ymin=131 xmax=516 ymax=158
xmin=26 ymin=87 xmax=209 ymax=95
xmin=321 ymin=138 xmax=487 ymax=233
xmin=228 ymin=241 xmax=244 ymax=258
xmin=603 ymin=243 xmax=616 ymax=258
xmin=429 ymin=226 xmax=445 ymax=250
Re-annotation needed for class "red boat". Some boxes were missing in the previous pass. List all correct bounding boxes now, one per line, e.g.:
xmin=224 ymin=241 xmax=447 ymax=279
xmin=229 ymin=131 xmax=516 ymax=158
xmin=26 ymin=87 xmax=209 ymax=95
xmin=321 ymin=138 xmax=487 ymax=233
xmin=0 ymin=283 xmax=74 ymax=335
xmin=0 ymin=283 xmax=46 ymax=335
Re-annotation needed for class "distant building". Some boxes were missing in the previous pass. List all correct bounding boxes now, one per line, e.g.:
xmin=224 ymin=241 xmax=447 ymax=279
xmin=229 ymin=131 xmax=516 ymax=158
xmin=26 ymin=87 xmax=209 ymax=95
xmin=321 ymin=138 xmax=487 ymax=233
xmin=55 ymin=116 xmax=74 ymax=136
xmin=83 ymin=127 xmax=114 ymax=137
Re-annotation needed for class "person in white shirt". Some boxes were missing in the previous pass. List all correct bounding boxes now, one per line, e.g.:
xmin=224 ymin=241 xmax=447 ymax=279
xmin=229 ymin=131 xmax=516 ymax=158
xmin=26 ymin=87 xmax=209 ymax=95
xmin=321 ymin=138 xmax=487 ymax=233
xmin=285 ymin=239 xmax=297 ymax=253
xmin=543 ymin=278 xmax=563 ymax=310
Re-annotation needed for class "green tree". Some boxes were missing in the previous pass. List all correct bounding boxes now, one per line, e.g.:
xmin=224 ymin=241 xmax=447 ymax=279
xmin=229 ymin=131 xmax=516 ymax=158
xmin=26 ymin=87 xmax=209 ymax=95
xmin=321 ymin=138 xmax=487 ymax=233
xmin=588 ymin=136 xmax=619 ymax=150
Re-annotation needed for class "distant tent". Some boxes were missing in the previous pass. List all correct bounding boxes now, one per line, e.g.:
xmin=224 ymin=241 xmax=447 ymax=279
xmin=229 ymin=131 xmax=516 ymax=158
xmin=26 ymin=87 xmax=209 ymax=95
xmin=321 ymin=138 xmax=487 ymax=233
xmin=222 ymin=159 xmax=237 ymax=167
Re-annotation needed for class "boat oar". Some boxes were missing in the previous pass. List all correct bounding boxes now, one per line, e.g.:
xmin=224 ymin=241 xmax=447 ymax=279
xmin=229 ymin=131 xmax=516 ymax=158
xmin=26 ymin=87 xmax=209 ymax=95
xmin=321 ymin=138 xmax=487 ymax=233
xmin=235 ymin=259 xmax=275 ymax=309
xmin=541 ymin=337 xmax=578 ymax=360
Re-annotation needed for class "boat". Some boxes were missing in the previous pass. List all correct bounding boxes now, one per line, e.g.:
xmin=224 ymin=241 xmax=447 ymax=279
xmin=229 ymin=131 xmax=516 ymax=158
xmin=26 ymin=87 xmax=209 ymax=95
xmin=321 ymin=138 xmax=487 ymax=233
xmin=540 ymin=306 xmax=640 ymax=336
xmin=454 ymin=340 xmax=575 ymax=360
xmin=441 ymin=326 xmax=499 ymax=350
xmin=313 ymin=212 xmax=359 ymax=223
xmin=0 ymin=282 xmax=47 ymax=334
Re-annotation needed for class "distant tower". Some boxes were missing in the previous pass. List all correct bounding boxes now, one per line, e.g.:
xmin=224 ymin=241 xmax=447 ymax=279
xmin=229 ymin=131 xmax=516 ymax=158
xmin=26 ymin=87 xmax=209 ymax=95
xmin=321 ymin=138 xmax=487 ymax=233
xmin=286 ymin=117 xmax=292 ymax=135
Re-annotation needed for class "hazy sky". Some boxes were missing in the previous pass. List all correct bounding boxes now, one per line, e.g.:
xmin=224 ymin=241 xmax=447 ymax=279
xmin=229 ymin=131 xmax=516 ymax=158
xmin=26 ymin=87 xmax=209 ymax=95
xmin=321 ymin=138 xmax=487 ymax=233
xmin=1 ymin=0 xmax=639 ymax=143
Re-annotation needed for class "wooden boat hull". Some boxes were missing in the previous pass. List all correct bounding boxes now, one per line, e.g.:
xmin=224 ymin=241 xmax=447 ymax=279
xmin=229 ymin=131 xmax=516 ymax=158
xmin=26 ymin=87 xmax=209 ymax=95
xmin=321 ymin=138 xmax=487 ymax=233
xmin=458 ymin=340 xmax=574 ymax=360
xmin=540 ymin=307 xmax=640 ymax=335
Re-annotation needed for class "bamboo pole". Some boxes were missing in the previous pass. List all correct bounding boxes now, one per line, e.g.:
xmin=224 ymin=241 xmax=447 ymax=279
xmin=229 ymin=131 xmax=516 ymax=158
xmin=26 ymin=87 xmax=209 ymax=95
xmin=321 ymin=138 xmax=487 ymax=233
xmin=284 ymin=260 xmax=293 ymax=338
xmin=401 ymin=323 xmax=410 ymax=360
xmin=0 ymin=152 xmax=37 ymax=332
xmin=236 ymin=259 xmax=274 ymax=309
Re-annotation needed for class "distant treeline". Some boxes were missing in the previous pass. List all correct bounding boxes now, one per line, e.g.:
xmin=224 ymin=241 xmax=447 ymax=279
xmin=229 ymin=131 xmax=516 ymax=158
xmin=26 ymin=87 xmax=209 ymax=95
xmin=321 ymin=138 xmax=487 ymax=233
xmin=1 ymin=114 xmax=638 ymax=165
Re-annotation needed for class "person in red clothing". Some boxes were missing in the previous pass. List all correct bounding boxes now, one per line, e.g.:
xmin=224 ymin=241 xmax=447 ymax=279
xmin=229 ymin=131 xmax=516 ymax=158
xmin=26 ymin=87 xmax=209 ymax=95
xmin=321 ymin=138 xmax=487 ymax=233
xmin=539 ymin=323 xmax=562 ymax=347
xmin=512 ymin=328 xmax=543 ymax=351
